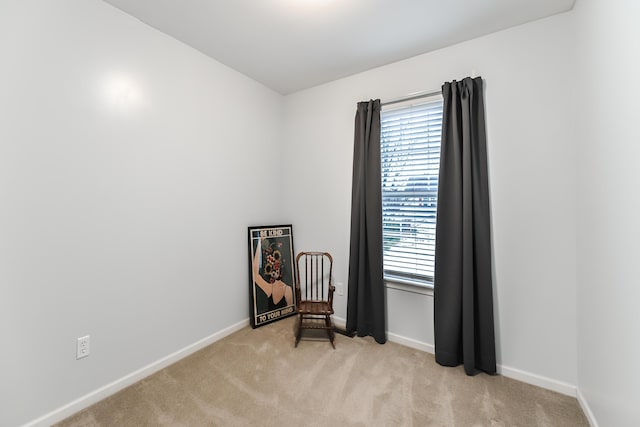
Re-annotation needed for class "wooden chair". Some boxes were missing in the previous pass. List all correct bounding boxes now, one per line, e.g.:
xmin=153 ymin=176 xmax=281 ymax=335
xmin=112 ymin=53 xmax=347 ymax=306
xmin=294 ymin=251 xmax=335 ymax=348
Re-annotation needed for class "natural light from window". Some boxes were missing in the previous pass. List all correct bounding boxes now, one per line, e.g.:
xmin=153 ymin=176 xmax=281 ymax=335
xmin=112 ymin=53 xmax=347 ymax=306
xmin=380 ymin=96 xmax=443 ymax=287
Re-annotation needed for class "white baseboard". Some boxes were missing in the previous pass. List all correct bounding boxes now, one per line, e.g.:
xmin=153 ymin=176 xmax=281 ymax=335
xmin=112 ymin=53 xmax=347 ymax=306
xmin=497 ymin=364 xmax=576 ymax=397
xmin=333 ymin=317 xmax=435 ymax=353
xmin=387 ymin=332 xmax=435 ymax=354
xmin=333 ymin=316 xmax=346 ymax=329
xmin=23 ymin=318 xmax=249 ymax=427
xmin=335 ymin=316 xmax=577 ymax=398
xmin=34 ymin=316 xmax=588 ymax=426
xmin=576 ymin=388 xmax=599 ymax=427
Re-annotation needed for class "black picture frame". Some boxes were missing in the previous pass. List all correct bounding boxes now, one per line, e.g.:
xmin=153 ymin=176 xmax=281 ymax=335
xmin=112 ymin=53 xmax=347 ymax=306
xmin=248 ymin=225 xmax=297 ymax=328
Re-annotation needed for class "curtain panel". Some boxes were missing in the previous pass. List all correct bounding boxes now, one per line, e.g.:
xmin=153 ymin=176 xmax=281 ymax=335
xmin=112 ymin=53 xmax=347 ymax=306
xmin=346 ymin=99 xmax=387 ymax=344
xmin=434 ymin=77 xmax=496 ymax=375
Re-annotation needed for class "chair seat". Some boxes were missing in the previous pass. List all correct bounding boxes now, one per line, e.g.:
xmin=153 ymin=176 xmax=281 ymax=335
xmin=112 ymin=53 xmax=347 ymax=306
xmin=298 ymin=300 xmax=334 ymax=315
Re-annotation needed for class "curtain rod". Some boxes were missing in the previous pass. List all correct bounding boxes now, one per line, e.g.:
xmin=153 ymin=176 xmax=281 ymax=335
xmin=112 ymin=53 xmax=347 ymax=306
xmin=381 ymin=89 xmax=442 ymax=107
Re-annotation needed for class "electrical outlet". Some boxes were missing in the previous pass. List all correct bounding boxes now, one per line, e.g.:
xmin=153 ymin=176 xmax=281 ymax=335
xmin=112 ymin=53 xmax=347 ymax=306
xmin=77 ymin=335 xmax=90 ymax=359
xmin=336 ymin=282 xmax=344 ymax=296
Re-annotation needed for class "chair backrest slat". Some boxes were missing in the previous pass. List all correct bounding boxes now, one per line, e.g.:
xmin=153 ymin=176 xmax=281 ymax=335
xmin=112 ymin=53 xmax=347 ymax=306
xmin=295 ymin=251 xmax=333 ymax=303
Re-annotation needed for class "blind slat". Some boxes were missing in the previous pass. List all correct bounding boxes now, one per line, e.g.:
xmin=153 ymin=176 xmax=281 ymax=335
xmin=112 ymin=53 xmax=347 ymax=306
xmin=381 ymin=97 xmax=443 ymax=284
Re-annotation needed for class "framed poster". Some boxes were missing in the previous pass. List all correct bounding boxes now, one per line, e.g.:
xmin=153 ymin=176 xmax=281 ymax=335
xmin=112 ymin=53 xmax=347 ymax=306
xmin=248 ymin=225 xmax=297 ymax=328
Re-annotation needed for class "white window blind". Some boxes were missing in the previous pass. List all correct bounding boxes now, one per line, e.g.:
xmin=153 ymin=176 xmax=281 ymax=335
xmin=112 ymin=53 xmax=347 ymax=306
xmin=381 ymin=96 xmax=443 ymax=286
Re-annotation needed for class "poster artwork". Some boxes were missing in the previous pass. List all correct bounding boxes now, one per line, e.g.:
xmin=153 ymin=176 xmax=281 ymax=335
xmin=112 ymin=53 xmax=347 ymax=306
xmin=248 ymin=225 xmax=296 ymax=328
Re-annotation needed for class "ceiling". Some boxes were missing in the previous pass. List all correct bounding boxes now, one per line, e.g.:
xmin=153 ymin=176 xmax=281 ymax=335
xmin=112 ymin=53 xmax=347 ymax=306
xmin=102 ymin=0 xmax=575 ymax=94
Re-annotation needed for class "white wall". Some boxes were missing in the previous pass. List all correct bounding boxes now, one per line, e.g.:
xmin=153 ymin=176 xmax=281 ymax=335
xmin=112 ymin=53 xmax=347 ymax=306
xmin=7 ymin=0 xmax=637 ymax=425
xmin=574 ymin=1 xmax=640 ymax=426
xmin=282 ymin=11 xmax=578 ymax=389
xmin=0 ymin=1 xmax=283 ymax=426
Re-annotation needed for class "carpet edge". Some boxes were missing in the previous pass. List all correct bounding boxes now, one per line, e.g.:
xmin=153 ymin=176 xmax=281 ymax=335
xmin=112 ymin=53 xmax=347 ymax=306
xmin=335 ymin=316 xmax=578 ymax=398
xmin=22 ymin=318 xmax=250 ymax=427
xmin=576 ymin=387 xmax=600 ymax=427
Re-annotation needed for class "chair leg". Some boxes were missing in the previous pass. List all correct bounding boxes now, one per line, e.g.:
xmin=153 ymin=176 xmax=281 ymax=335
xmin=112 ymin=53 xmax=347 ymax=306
xmin=326 ymin=315 xmax=335 ymax=349
xmin=295 ymin=314 xmax=302 ymax=348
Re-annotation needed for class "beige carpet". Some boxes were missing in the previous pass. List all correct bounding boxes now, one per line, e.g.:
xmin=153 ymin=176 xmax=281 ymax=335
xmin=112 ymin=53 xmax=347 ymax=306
xmin=56 ymin=317 xmax=588 ymax=426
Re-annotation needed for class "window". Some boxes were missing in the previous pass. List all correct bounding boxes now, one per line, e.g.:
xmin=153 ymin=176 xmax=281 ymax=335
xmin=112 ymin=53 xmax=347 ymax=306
xmin=381 ymin=96 xmax=443 ymax=287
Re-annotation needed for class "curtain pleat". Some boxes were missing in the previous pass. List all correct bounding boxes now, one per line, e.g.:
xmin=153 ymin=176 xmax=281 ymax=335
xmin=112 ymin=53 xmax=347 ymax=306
xmin=346 ymin=99 xmax=387 ymax=344
xmin=434 ymin=77 xmax=496 ymax=375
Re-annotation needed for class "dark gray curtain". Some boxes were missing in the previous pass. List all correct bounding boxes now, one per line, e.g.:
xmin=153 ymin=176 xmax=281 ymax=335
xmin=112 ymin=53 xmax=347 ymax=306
xmin=434 ymin=77 xmax=496 ymax=375
xmin=346 ymin=99 xmax=386 ymax=344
